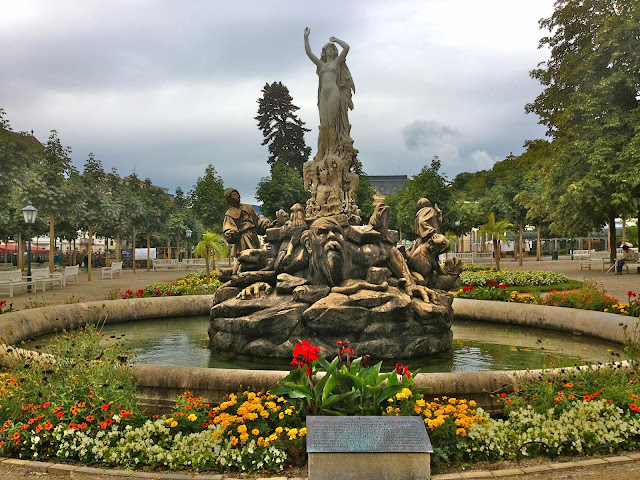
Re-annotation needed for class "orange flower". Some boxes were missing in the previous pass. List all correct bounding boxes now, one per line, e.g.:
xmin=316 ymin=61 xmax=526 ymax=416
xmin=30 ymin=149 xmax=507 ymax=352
xmin=554 ymin=396 xmax=563 ymax=402
xmin=44 ymin=421 xmax=52 ymax=430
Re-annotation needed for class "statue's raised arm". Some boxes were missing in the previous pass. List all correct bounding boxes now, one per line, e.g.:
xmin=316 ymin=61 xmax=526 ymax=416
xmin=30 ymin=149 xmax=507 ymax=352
xmin=304 ymin=27 xmax=322 ymax=67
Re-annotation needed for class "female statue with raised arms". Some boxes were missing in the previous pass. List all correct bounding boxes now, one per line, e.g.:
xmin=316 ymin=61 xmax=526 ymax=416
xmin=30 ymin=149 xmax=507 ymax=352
xmin=304 ymin=27 xmax=355 ymax=160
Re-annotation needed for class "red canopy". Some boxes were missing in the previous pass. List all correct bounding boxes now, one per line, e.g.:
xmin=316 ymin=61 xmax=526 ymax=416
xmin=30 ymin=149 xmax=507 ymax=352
xmin=0 ymin=242 xmax=49 ymax=254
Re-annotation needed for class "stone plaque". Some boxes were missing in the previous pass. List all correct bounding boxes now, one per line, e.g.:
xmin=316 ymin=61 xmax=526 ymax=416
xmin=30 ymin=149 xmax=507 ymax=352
xmin=306 ymin=416 xmax=432 ymax=453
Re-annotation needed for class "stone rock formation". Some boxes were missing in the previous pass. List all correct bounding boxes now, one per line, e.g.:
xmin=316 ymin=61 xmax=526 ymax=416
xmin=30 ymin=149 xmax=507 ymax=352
xmin=209 ymin=31 xmax=462 ymax=360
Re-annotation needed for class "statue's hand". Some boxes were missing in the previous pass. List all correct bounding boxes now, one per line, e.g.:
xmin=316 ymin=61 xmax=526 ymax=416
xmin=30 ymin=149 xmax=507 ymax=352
xmin=329 ymin=36 xmax=337 ymax=42
xmin=405 ymin=284 xmax=437 ymax=304
xmin=237 ymin=282 xmax=272 ymax=300
xmin=304 ymin=27 xmax=310 ymax=37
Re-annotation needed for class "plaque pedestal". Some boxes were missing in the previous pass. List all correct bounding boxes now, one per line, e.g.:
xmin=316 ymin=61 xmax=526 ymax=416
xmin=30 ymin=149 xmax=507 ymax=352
xmin=306 ymin=416 xmax=432 ymax=480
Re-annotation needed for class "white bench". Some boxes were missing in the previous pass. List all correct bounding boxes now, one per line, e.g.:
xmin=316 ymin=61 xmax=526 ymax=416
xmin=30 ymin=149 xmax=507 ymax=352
xmin=572 ymin=249 xmax=593 ymax=260
xmin=60 ymin=265 xmax=79 ymax=285
xmin=181 ymin=258 xmax=207 ymax=270
xmin=101 ymin=261 xmax=123 ymax=279
xmin=30 ymin=267 xmax=65 ymax=292
xmin=152 ymin=259 xmax=183 ymax=271
xmin=579 ymin=251 xmax=614 ymax=271
xmin=0 ymin=270 xmax=35 ymax=297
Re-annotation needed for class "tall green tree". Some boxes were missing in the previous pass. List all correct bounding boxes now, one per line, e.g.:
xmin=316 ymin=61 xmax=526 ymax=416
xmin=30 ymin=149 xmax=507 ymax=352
xmin=255 ymin=81 xmax=311 ymax=175
xmin=256 ymin=162 xmax=310 ymax=220
xmin=189 ymin=165 xmax=226 ymax=231
xmin=385 ymin=157 xmax=451 ymax=240
xmin=526 ymin=0 xmax=640 ymax=262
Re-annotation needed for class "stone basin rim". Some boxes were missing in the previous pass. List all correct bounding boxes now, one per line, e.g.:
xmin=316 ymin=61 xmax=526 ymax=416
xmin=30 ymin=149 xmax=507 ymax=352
xmin=0 ymin=295 xmax=634 ymax=412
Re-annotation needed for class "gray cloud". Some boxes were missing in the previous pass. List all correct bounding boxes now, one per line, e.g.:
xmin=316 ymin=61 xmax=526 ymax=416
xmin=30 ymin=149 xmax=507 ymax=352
xmin=1 ymin=0 xmax=555 ymax=203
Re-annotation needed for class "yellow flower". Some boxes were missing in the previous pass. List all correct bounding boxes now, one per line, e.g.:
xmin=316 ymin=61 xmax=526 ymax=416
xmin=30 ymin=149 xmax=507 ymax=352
xmin=165 ymin=417 xmax=174 ymax=424
xmin=237 ymin=424 xmax=247 ymax=434
xmin=230 ymin=436 xmax=238 ymax=446
xmin=240 ymin=433 xmax=249 ymax=442
xmin=456 ymin=428 xmax=467 ymax=436
xmin=298 ymin=427 xmax=307 ymax=437
xmin=275 ymin=427 xmax=283 ymax=434
xmin=252 ymin=428 xmax=260 ymax=435
xmin=170 ymin=421 xmax=178 ymax=428
xmin=187 ymin=413 xmax=197 ymax=422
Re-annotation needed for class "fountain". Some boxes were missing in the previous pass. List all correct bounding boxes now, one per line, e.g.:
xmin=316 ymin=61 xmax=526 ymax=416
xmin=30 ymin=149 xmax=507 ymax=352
xmin=209 ymin=29 xmax=463 ymax=360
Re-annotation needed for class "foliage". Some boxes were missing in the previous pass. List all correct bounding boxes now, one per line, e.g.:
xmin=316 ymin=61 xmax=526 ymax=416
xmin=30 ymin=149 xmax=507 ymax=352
xmin=460 ymin=269 xmax=570 ymax=287
xmin=385 ymin=157 xmax=451 ymax=239
xmin=525 ymin=0 xmax=640 ymax=253
xmin=461 ymin=264 xmax=495 ymax=272
xmin=479 ymin=213 xmax=514 ymax=271
xmin=255 ymin=81 xmax=311 ymax=175
xmin=413 ymin=397 xmax=485 ymax=467
xmin=271 ymin=340 xmax=426 ymax=416
xmin=0 ymin=326 xmax=139 ymax=457
xmin=193 ymin=231 xmax=227 ymax=280
xmin=540 ymin=284 xmax=619 ymax=312
xmin=118 ymin=271 xmax=221 ymax=299
xmin=0 ymin=300 xmax=14 ymax=314
xmin=256 ymin=162 xmax=310 ymax=220
xmin=606 ymin=291 xmax=640 ymax=317
xmin=456 ymin=284 xmax=537 ymax=304
xmin=188 ymin=165 xmax=226 ymax=231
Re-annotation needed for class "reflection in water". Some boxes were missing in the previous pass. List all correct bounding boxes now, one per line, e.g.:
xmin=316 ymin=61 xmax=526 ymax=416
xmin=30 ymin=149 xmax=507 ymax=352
xmin=26 ymin=316 xmax=623 ymax=373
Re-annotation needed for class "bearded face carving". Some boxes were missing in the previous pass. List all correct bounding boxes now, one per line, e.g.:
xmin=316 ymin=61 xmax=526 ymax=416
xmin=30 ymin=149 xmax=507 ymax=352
xmin=303 ymin=217 xmax=349 ymax=287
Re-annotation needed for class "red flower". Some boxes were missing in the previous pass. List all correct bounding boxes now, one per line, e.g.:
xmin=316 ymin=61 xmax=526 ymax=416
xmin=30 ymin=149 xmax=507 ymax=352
xmin=395 ymin=363 xmax=411 ymax=379
xmin=136 ymin=289 xmax=144 ymax=297
xmin=291 ymin=340 xmax=320 ymax=368
xmin=500 ymin=393 xmax=507 ymax=398
xmin=629 ymin=291 xmax=637 ymax=298
xmin=100 ymin=404 xmax=109 ymax=411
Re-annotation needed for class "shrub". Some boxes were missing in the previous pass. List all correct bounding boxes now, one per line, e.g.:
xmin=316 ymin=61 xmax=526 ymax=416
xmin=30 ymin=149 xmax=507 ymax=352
xmin=460 ymin=270 xmax=570 ymax=287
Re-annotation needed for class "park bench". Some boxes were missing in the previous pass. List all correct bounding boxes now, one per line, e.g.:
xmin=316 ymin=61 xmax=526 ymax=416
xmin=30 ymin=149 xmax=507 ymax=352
xmin=0 ymin=269 xmax=35 ymax=297
xmin=181 ymin=258 xmax=207 ymax=270
xmin=152 ymin=259 xmax=183 ymax=271
xmin=101 ymin=261 xmax=123 ymax=279
xmin=571 ymin=249 xmax=593 ymax=260
xmin=60 ymin=265 xmax=80 ymax=285
xmin=30 ymin=267 xmax=65 ymax=292
xmin=579 ymin=251 xmax=611 ymax=271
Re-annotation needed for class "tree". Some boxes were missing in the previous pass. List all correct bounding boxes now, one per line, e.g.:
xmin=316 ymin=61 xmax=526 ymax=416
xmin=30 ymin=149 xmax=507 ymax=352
xmin=385 ymin=157 xmax=451 ymax=240
xmin=353 ymin=162 xmax=375 ymax=222
xmin=526 ymin=0 xmax=640 ymax=263
xmin=193 ymin=231 xmax=227 ymax=281
xmin=255 ymin=162 xmax=310 ymax=220
xmin=255 ymin=81 xmax=311 ymax=175
xmin=189 ymin=165 xmax=226 ymax=231
xmin=79 ymin=153 xmax=110 ymax=281
xmin=479 ymin=213 xmax=514 ymax=271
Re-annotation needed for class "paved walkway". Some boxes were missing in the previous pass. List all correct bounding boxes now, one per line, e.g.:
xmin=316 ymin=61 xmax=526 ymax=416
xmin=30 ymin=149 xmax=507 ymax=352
xmin=1 ymin=256 xmax=639 ymax=479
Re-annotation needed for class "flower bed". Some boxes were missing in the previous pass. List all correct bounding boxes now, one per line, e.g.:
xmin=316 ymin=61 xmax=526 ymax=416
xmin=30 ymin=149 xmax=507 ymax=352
xmin=460 ymin=269 xmax=571 ymax=287
xmin=119 ymin=270 xmax=221 ymax=299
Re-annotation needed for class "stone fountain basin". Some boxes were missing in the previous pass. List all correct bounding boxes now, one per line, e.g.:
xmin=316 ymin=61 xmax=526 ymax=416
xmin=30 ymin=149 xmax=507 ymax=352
xmin=0 ymin=296 xmax=634 ymax=413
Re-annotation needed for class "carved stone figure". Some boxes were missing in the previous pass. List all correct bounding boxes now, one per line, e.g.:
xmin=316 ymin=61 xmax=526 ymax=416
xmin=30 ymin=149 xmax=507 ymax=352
xmin=222 ymin=188 xmax=271 ymax=255
xmin=302 ymin=217 xmax=349 ymax=287
xmin=209 ymin=33 xmax=463 ymax=361
xmin=303 ymin=28 xmax=359 ymax=220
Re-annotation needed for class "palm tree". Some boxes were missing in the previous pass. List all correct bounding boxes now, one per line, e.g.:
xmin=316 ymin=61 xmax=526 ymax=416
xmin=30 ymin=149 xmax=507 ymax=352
xmin=193 ymin=231 xmax=227 ymax=281
xmin=479 ymin=213 xmax=514 ymax=271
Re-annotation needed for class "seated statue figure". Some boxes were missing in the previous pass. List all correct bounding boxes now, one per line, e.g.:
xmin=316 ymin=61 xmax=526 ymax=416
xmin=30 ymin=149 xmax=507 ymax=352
xmin=222 ymin=188 xmax=272 ymax=256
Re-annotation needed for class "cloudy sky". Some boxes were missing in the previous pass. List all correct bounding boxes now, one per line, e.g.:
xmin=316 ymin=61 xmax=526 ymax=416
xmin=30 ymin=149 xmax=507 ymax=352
xmin=1 ymin=0 xmax=554 ymax=204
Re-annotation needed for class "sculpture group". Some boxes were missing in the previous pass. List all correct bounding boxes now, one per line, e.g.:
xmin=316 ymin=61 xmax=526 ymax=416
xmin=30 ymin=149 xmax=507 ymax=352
xmin=210 ymin=30 xmax=462 ymax=360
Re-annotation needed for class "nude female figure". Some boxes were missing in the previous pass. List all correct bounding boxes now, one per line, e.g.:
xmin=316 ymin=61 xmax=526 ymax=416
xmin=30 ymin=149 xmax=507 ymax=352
xmin=304 ymin=27 xmax=355 ymax=159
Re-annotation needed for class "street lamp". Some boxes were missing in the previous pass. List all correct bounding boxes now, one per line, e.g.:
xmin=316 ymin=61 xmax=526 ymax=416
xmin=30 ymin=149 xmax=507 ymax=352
xmin=185 ymin=228 xmax=192 ymax=259
xmin=21 ymin=201 xmax=38 ymax=291
xmin=632 ymin=193 xmax=640 ymax=248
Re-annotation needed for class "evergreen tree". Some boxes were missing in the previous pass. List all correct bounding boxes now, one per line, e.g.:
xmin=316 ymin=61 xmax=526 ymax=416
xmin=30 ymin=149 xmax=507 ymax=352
xmin=188 ymin=165 xmax=226 ymax=231
xmin=255 ymin=82 xmax=311 ymax=175
xmin=256 ymin=162 xmax=309 ymax=220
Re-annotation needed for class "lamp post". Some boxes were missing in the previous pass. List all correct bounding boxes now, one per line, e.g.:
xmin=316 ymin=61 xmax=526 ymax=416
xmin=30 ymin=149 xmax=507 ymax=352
xmin=21 ymin=201 xmax=38 ymax=291
xmin=632 ymin=193 xmax=640 ymax=248
xmin=185 ymin=228 xmax=192 ymax=259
